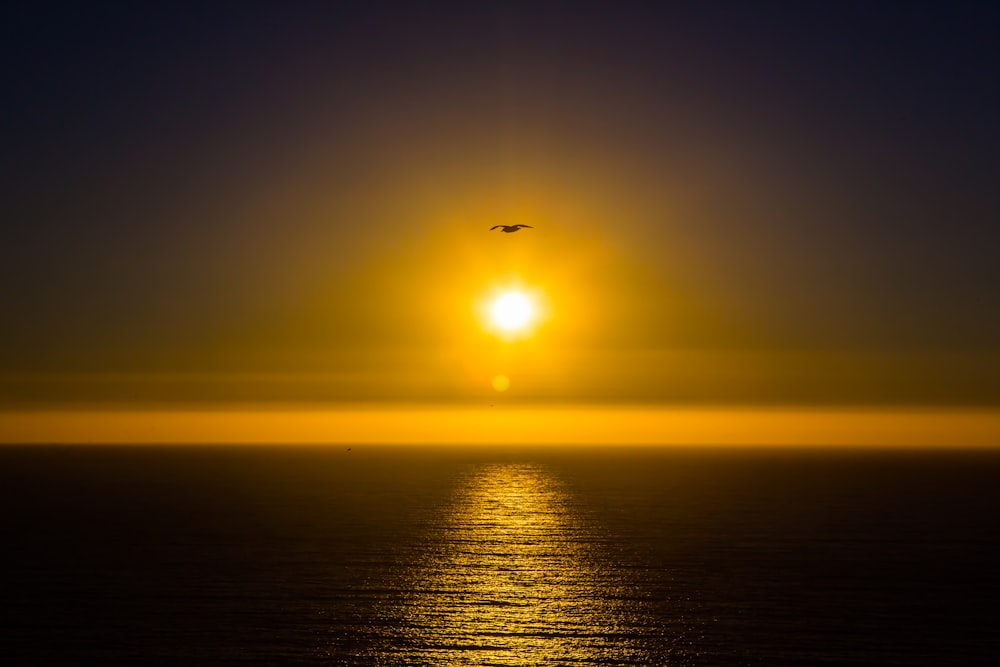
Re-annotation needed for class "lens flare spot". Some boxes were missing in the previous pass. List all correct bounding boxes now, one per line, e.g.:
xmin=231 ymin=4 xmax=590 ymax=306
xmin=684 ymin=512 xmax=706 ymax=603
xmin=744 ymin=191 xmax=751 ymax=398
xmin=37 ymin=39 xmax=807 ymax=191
xmin=492 ymin=374 xmax=511 ymax=392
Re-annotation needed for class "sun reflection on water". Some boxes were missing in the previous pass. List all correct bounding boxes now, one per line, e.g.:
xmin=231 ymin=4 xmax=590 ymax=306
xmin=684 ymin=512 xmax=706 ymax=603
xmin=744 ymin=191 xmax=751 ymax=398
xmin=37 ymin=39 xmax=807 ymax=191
xmin=369 ymin=463 xmax=669 ymax=666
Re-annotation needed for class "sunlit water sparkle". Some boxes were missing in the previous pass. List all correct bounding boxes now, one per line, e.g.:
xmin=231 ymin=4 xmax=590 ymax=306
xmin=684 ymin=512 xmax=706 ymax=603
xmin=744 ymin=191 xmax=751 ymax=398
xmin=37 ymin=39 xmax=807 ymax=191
xmin=366 ymin=463 xmax=683 ymax=665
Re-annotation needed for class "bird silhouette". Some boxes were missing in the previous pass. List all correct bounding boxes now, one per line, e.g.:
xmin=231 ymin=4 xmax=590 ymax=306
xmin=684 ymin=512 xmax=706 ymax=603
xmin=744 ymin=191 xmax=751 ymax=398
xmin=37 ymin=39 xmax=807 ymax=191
xmin=490 ymin=224 xmax=534 ymax=233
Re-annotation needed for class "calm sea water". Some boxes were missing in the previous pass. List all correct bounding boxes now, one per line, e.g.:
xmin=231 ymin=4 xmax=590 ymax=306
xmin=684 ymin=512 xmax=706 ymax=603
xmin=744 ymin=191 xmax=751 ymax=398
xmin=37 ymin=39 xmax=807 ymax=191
xmin=2 ymin=445 xmax=998 ymax=665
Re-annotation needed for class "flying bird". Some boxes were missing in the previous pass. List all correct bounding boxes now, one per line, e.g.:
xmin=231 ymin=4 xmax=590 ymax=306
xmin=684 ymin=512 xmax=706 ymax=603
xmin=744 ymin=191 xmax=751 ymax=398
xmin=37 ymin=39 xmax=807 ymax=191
xmin=490 ymin=224 xmax=534 ymax=233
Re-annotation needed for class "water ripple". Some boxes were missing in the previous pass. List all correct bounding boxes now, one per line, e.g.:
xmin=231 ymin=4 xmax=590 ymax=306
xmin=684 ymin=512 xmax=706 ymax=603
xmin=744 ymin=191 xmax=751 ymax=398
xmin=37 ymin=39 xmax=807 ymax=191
xmin=363 ymin=463 xmax=686 ymax=666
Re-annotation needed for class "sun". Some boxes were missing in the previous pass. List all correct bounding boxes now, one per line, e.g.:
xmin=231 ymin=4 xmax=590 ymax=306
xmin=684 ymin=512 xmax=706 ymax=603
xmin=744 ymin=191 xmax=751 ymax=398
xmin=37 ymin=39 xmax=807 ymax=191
xmin=490 ymin=291 xmax=535 ymax=332
xmin=478 ymin=284 xmax=546 ymax=340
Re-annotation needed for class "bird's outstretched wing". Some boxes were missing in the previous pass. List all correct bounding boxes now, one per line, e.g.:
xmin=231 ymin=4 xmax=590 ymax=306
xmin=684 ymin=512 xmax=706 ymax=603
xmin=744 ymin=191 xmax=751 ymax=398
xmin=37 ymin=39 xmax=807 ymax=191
xmin=489 ymin=225 xmax=504 ymax=230
xmin=516 ymin=225 xmax=534 ymax=229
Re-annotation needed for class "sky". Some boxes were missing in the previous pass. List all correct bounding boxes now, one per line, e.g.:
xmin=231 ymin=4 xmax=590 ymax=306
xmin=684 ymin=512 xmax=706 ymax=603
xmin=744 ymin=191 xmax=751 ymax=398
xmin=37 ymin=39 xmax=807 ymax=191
xmin=1 ymin=2 xmax=999 ymax=442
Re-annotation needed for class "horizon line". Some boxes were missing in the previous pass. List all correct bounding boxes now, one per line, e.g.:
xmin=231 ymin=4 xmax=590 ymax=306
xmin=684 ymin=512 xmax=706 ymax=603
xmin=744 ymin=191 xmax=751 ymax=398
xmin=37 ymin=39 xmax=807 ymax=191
xmin=2 ymin=404 xmax=997 ymax=447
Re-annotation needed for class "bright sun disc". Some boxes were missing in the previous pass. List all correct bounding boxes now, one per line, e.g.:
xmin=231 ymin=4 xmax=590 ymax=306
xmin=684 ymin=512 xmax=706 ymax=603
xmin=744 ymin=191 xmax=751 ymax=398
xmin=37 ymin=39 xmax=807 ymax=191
xmin=489 ymin=291 xmax=535 ymax=332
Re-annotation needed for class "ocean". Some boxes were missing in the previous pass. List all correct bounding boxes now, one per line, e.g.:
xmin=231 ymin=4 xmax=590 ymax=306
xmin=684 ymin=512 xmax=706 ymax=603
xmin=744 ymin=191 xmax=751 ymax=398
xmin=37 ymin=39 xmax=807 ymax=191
xmin=2 ymin=445 xmax=998 ymax=665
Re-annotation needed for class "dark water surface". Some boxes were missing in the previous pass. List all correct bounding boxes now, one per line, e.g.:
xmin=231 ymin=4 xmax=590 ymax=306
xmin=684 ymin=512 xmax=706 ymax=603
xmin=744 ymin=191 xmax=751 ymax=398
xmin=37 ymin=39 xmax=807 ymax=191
xmin=2 ymin=445 xmax=998 ymax=665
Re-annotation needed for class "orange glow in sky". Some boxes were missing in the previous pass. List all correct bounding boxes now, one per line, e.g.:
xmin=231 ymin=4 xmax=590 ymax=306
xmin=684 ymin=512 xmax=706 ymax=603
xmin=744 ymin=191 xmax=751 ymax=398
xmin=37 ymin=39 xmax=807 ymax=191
xmin=2 ymin=406 xmax=997 ymax=447
xmin=2 ymin=4 xmax=999 ymax=445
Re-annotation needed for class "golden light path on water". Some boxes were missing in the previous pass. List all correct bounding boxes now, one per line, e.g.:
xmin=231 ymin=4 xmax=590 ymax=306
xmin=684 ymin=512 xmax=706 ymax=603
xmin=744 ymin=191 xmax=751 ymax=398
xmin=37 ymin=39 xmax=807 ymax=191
xmin=366 ymin=463 xmax=689 ymax=665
